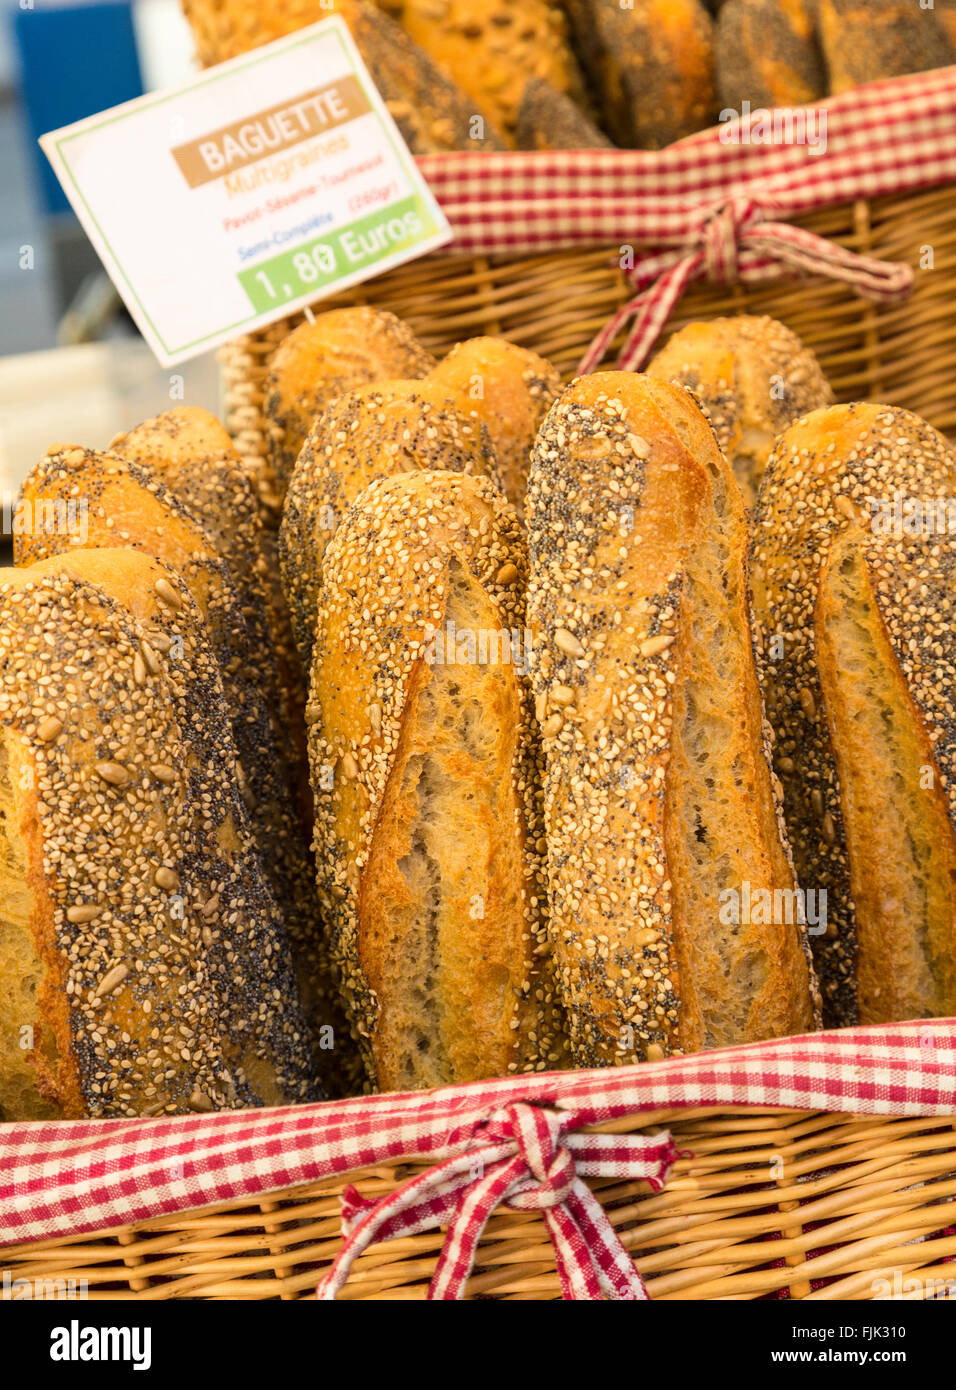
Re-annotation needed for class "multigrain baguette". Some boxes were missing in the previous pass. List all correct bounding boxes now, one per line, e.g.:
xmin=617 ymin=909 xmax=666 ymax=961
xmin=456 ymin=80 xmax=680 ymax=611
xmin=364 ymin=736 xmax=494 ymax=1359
xmin=749 ymin=403 xmax=956 ymax=1027
xmin=307 ymin=470 xmax=564 ymax=1090
xmin=264 ymin=307 xmax=436 ymax=507
xmin=181 ymin=0 xmax=507 ymax=150
xmin=15 ymin=446 xmax=352 ymax=1090
xmin=817 ymin=0 xmax=955 ymax=92
xmin=0 ymin=549 xmax=316 ymax=1120
xmin=526 ymin=373 xmax=817 ymax=1066
xmin=647 ymin=316 xmax=833 ymax=507
xmin=815 ymin=531 xmax=956 ymax=1024
xmin=716 ymin=0 xmax=826 ymax=111
xmin=515 ymin=78 xmax=613 ymax=151
xmin=280 ymin=378 xmax=501 ymax=672
xmin=561 ymin=0 xmax=716 ymax=149
xmin=427 ymin=337 xmax=562 ymax=512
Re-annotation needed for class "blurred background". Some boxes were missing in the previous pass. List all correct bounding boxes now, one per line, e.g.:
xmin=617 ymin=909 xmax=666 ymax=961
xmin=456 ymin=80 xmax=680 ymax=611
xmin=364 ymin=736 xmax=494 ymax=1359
xmin=0 ymin=0 xmax=219 ymax=500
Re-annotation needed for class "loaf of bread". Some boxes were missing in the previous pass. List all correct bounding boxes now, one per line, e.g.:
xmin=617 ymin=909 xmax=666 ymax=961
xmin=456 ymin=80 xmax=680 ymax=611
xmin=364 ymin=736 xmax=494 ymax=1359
xmin=527 ymin=373 xmax=817 ymax=1067
xmin=264 ymin=307 xmax=436 ymax=508
xmin=561 ymin=0 xmax=716 ymax=149
xmin=938 ymin=0 xmax=956 ymax=51
xmin=0 ymin=548 xmax=316 ymax=1120
xmin=181 ymin=0 xmax=507 ymax=150
xmin=647 ymin=315 xmax=833 ymax=506
xmin=817 ymin=0 xmax=955 ymax=93
xmin=395 ymin=0 xmax=586 ymax=144
xmin=427 ymin=337 xmax=562 ymax=512
xmin=15 ymin=446 xmax=354 ymax=1091
xmin=815 ymin=530 xmax=956 ymax=1024
xmin=750 ymin=403 xmax=956 ymax=1027
xmin=307 ymin=470 xmax=564 ymax=1090
xmin=515 ymin=78 xmax=613 ymax=151
xmin=716 ymin=0 xmax=826 ymax=111
xmin=280 ymin=377 xmax=501 ymax=674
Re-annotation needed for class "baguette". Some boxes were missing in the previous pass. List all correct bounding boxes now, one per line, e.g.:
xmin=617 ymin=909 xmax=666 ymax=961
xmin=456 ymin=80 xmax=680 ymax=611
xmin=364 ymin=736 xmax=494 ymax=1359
xmin=515 ymin=78 xmax=614 ymax=151
xmin=815 ymin=530 xmax=956 ymax=1024
xmin=716 ymin=0 xmax=826 ymax=112
xmin=561 ymin=0 xmax=716 ymax=149
xmin=0 ymin=549 xmax=316 ymax=1119
xmin=526 ymin=372 xmax=816 ymax=1066
xmin=817 ymin=0 xmax=955 ymax=93
xmin=307 ymin=470 xmax=564 ymax=1090
xmin=16 ymin=446 xmax=354 ymax=1091
xmin=647 ymin=315 xmax=833 ymax=507
xmin=749 ymin=403 xmax=956 ymax=1026
xmin=279 ymin=378 xmax=501 ymax=673
xmin=264 ymin=306 xmax=436 ymax=507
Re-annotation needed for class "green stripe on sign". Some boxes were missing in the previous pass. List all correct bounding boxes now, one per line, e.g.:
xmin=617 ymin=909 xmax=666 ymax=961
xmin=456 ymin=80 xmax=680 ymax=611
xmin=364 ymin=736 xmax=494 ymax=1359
xmin=237 ymin=194 xmax=437 ymax=311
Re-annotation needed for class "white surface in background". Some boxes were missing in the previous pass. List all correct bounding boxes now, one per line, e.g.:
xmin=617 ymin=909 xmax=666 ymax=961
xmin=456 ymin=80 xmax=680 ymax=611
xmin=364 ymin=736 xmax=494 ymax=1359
xmin=132 ymin=0 xmax=199 ymax=90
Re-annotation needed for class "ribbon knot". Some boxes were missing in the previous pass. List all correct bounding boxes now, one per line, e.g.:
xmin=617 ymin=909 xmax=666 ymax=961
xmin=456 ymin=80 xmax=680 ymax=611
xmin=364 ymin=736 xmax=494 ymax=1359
xmin=317 ymin=1099 xmax=681 ymax=1301
xmin=701 ymin=197 xmax=761 ymax=285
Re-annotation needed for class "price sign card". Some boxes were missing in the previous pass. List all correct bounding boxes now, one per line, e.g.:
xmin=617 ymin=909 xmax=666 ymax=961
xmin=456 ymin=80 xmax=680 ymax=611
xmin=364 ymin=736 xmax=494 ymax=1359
xmin=40 ymin=17 xmax=452 ymax=366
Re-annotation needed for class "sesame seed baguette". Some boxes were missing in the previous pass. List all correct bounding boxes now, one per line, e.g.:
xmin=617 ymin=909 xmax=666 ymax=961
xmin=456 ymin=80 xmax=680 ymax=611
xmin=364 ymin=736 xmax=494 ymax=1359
xmin=647 ymin=315 xmax=833 ymax=507
xmin=308 ymin=470 xmax=564 ymax=1090
xmin=815 ymin=531 xmax=956 ymax=1024
xmin=280 ymin=377 xmax=501 ymax=674
xmin=560 ymin=0 xmax=716 ymax=149
xmin=427 ymin=337 xmax=562 ymax=514
xmin=264 ymin=307 xmax=436 ymax=511
xmin=16 ymin=446 xmax=354 ymax=1092
xmin=817 ymin=0 xmax=955 ymax=93
xmin=715 ymin=0 xmax=826 ymax=112
xmin=750 ymin=403 xmax=956 ymax=1027
xmin=0 ymin=550 xmax=316 ymax=1120
xmin=527 ymin=372 xmax=816 ymax=1067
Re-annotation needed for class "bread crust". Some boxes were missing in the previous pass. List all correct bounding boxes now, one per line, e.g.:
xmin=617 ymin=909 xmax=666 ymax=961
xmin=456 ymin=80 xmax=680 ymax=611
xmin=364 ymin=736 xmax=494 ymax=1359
xmin=526 ymin=372 xmax=814 ymax=1065
xmin=308 ymin=470 xmax=564 ymax=1089
xmin=716 ymin=0 xmax=826 ymax=111
xmin=647 ymin=315 xmax=833 ymax=507
xmin=750 ymin=403 xmax=956 ymax=1026
xmin=818 ymin=0 xmax=955 ymax=93
xmin=515 ymin=78 xmax=613 ymax=151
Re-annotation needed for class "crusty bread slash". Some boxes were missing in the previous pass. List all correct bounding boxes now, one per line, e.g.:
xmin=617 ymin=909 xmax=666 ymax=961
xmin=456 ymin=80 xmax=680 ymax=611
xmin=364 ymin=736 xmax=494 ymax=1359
xmin=396 ymin=0 xmax=587 ymax=143
xmin=263 ymin=307 xmax=436 ymax=508
xmin=716 ymin=0 xmax=826 ymax=111
xmin=16 ymin=446 xmax=353 ymax=1092
xmin=181 ymin=0 xmax=507 ymax=150
xmin=817 ymin=0 xmax=955 ymax=93
xmin=280 ymin=378 xmax=501 ymax=674
xmin=427 ymin=337 xmax=562 ymax=513
xmin=526 ymin=372 xmax=815 ymax=1066
xmin=750 ymin=403 xmax=956 ymax=1027
xmin=308 ymin=470 xmax=564 ymax=1090
xmin=561 ymin=0 xmax=716 ymax=149
xmin=647 ymin=315 xmax=833 ymax=507
xmin=816 ymin=531 xmax=956 ymax=1024
xmin=0 ymin=550 xmax=316 ymax=1119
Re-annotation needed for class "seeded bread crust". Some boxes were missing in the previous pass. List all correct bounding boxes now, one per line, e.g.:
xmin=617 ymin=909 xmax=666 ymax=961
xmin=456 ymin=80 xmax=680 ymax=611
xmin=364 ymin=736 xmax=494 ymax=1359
xmin=817 ymin=0 xmax=955 ymax=93
xmin=307 ymin=470 xmax=565 ymax=1090
xmin=16 ymin=447 xmax=353 ymax=1092
xmin=0 ymin=550 xmax=316 ymax=1120
xmin=181 ymin=0 xmax=507 ymax=150
xmin=515 ymin=78 xmax=614 ymax=152
xmin=647 ymin=315 xmax=833 ymax=508
xmin=561 ymin=0 xmax=716 ymax=149
xmin=815 ymin=532 xmax=956 ymax=1024
xmin=749 ymin=403 xmax=956 ymax=1027
xmin=263 ymin=307 xmax=436 ymax=510
xmin=280 ymin=377 xmax=500 ymax=674
xmin=396 ymin=0 xmax=586 ymax=142
xmin=427 ymin=337 xmax=563 ymax=513
xmin=526 ymin=372 xmax=816 ymax=1067
xmin=716 ymin=0 xmax=826 ymax=111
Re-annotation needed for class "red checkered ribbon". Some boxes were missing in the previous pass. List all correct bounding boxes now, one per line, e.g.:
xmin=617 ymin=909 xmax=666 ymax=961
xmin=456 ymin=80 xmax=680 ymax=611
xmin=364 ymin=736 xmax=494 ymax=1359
xmin=318 ymin=1101 xmax=679 ymax=1301
xmin=417 ymin=66 xmax=956 ymax=371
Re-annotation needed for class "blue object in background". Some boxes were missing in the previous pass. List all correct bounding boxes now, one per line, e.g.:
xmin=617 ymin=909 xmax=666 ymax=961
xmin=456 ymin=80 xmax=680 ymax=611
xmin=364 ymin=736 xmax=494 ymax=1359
xmin=14 ymin=1 xmax=144 ymax=215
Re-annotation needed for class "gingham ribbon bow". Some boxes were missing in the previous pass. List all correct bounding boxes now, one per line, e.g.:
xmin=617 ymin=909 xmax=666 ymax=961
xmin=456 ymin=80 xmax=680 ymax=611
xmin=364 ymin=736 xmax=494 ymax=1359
xmin=317 ymin=1101 xmax=680 ymax=1300
xmin=577 ymin=193 xmax=914 ymax=374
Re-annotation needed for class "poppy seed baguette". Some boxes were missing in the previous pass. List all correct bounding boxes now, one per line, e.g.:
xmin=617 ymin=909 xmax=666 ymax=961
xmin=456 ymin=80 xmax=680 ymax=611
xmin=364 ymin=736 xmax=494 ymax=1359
xmin=307 ymin=470 xmax=566 ymax=1090
xmin=816 ymin=531 xmax=956 ymax=1024
xmin=526 ymin=372 xmax=816 ymax=1067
